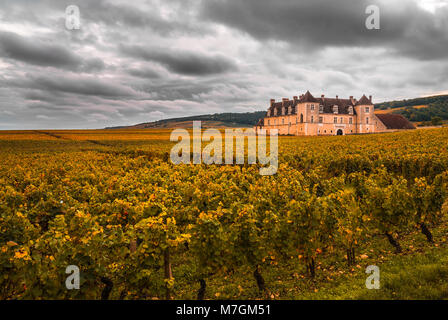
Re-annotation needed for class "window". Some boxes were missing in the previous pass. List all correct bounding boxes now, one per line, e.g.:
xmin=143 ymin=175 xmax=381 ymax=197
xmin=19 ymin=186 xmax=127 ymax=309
xmin=282 ymin=118 xmax=284 ymax=124
xmin=300 ymin=114 xmax=304 ymax=123
xmin=366 ymin=117 xmax=369 ymax=124
xmin=348 ymin=106 xmax=353 ymax=114
xmin=319 ymin=105 xmax=324 ymax=113
xmin=319 ymin=116 xmax=323 ymax=123
xmin=334 ymin=117 xmax=337 ymax=123
xmin=282 ymin=107 xmax=285 ymax=115
xmin=274 ymin=108 xmax=277 ymax=116
xmin=310 ymin=104 xmax=315 ymax=111
xmin=349 ymin=118 xmax=352 ymax=124
xmin=311 ymin=116 xmax=314 ymax=123
xmin=340 ymin=117 xmax=343 ymax=123
xmin=365 ymin=107 xmax=370 ymax=113
xmin=268 ymin=119 xmax=270 ymax=125
xmin=333 ymin=105 xmax=338 ymax=114
xmin=288 ymin=106 xmax=292 ymax=114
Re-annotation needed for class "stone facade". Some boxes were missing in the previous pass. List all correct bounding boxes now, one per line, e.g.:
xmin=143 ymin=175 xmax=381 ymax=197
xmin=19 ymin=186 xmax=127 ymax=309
xmin=255 ymin=91 xmax=390 ymax=136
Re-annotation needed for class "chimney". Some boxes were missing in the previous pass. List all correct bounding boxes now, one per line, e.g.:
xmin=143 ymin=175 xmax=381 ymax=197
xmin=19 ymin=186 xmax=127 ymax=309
xmin=282 ymin=98 xmax=289 ymax=107
xmin=293 ymin=96 xmax=298 ymax=101
xmin=336 ymin=95 xmax=339 ymax=100
xmin=270 ymin=99 xmax=275 ymax=106
xmin=321 ymin=94 xmax=325 ymax=101
xmin=300 ymin=94 xmax=304 ymax=99
xmin=369 ymin=95 xmax=372 ymax=102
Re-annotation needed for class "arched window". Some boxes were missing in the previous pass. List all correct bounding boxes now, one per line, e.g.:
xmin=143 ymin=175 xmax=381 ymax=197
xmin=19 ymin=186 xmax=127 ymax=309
xmin=300 ymin=114 xmax=304 ymax=123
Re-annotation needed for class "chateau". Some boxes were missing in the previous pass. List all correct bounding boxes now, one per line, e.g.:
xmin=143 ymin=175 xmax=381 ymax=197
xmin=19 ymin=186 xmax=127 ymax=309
xmin=255 ymin=91 xmax=415 ymax=136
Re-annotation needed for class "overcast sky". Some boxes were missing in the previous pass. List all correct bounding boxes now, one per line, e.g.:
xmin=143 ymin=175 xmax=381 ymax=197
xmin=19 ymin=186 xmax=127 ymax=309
xmin=0 ymin=0 xmax=447 ymax=129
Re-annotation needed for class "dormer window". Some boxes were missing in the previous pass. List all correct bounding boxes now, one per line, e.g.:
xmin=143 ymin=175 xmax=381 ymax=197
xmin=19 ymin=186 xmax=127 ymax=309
xmin=348 ymin=106 xmax=353 ymax=114
xmin=288 ymin=106 xmax=292 ymax=114
xmin=282 ymin=107 xmax=286 ymax=115
xmin=333 ymin=105 xmax=339 ymax=114
xmin=267 ymin=110 xmax=271 ymax=117
xmin=319 ymin=105 xmax=324 ymax=113
xmin=274 ymin=108 xmax=277 ymax=116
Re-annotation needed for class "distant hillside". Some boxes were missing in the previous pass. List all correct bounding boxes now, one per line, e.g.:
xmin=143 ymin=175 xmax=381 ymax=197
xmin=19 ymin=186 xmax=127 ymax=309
xmin=106 ymin=111 xmax=266 ymax=129
xmin=106 ymin=94 xmax=448 ymax=129
xmin=375 ymin=95 xmax=448 ymax=123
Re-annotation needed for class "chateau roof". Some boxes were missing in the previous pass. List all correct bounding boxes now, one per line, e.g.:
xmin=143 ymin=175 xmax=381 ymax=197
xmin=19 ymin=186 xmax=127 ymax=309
xmin=267 ymin=92 xmax=376 ymax=116
xmin=375 ymin=114 xmax=416 ymax=130
xmin=318 ymin=97 xmax=355 ymax=114
xmin=356 ymin=95 xmax=372 ymax=105
xmin=299 ymin=91 xmax=318 ymax=103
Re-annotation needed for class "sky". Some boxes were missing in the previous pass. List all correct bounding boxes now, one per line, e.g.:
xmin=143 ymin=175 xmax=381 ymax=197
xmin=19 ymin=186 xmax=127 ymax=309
xmin=0 ymin=0 xmax=447 ymax=129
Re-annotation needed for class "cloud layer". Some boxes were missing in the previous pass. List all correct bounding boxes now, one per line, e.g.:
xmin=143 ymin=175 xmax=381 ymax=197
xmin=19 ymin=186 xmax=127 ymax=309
xmin=0 ymin=0 xmax=447 ymax=129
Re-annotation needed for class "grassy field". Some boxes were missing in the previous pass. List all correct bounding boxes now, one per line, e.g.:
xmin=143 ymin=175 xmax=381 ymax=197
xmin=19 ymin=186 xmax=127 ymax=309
xmin=1 ymin=128 xmax=448 ymax=300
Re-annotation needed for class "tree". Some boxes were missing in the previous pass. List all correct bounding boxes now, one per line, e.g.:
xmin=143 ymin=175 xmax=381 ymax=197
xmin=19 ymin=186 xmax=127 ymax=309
xmin=431 ymin=116 xmax=443 ymax=126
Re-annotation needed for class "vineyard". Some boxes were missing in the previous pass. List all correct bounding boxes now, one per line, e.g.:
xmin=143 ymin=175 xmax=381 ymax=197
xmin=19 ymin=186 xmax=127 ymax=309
xmin=1 ymin=128 xmax=448 ymax=300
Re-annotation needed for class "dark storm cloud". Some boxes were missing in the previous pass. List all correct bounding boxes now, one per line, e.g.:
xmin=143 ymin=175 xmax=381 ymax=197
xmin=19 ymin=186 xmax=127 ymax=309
xmin=1 ymin=0 xmax=448 ymax=129
xmin=0 ymin=31 xmax=82 ymax=69
xmin=78 ymin=0 xmax=207 ymax=36
xmin=127 ymin=67 xmax=161 ymax=79
xmin=201 ymin=0 xmax=448 ymax=60
xmin=25 ymin=74 xmax=138 ymax=98
xmin=120 ymin=45 xmax=238 ymax=76
xmin=0 ymin=31 xmax=105 ymax=71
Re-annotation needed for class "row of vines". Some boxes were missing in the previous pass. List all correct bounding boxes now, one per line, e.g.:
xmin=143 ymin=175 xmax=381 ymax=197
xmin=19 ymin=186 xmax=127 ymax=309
xmin=1 ymin=128 xmax=448 ymax=299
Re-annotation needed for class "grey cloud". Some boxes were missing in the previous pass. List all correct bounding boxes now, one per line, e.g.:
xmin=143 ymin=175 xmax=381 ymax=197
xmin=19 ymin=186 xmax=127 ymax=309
xmin=127 ymin=67 xmax=161 ymax=79
xmin=0 ymin=31 xmax=82 ymax=69
xmin=26 ymin=74 xmax=138 ymax=98
xmin=79 ymin=0 xmax=208 ymax=36
xmin=201 ymin=0 xmax=448 ymax=60
xmin=0 ymin=0 xmax=448 ymax=129
xmin=0 ymin=31 xmax=105 ymax=72
xmin=120 ymin=45 xmax=238 ymax=76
